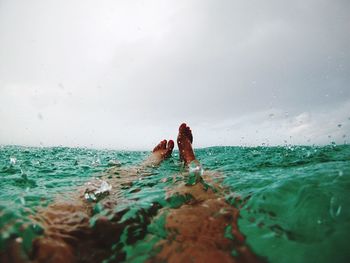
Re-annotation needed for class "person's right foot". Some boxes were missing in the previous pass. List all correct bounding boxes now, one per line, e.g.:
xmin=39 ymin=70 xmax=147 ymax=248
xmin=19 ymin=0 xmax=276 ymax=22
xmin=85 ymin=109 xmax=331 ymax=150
xmin=177 ymin=123 xmax=196 ymax=165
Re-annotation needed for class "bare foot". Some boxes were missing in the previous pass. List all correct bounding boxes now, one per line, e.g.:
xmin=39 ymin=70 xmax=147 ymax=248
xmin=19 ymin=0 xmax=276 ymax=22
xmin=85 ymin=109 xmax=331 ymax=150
xmin=177 ymin=123 xmax=196 ymax=165
xmin=152 ymin=139 xmax=174 ymax=160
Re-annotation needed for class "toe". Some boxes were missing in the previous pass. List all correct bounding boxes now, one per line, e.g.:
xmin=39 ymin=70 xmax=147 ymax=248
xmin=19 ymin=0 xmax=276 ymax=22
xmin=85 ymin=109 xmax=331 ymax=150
xmin=179 ymin=123 xmax=187 ymax=132
xmin=167 ymin=140 xmax=174 ymax=151
xmin=160 ymin=139 xmax=167 ymax=149
xmin=164 ymin=140 xmax=174 ymax=158
xmin=153 ymin=140 xmax=167 ymax=152
xmin=153 ymin=142 xmax=161 ymax=152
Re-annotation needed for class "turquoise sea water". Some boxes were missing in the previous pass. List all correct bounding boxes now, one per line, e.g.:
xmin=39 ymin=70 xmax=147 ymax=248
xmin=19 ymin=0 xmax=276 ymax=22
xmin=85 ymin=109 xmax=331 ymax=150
xmin=0 ymin=145 xmax=349 ymax=262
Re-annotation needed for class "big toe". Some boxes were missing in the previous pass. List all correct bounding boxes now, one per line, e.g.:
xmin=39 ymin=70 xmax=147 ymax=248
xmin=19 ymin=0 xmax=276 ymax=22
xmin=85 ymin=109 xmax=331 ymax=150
xmin=153 ymin=142 xmax=161 ymax=152
xmin=178 ymin=123 xmax=193 ymax=143
xmin=153 ymin=139 xmax=167 ymax=152
xmin=179 ymin=123 xmax=187 ymax=133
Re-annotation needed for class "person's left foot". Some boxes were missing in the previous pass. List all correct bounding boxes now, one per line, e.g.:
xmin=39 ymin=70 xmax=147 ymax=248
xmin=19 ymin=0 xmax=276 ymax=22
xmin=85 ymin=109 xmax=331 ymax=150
xmin=152 ymin=139 xmax=174 ymax=160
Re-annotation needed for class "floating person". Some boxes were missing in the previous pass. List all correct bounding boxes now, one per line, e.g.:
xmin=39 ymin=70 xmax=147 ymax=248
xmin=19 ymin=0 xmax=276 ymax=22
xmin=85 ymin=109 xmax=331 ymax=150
xmin=1 ymin=124 xmax=263 ymax=263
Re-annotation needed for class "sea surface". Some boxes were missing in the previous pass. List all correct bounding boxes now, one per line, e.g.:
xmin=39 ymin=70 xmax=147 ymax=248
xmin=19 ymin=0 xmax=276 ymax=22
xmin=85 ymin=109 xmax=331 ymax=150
xmin=0 ymin=145 xmax=349 ymax=262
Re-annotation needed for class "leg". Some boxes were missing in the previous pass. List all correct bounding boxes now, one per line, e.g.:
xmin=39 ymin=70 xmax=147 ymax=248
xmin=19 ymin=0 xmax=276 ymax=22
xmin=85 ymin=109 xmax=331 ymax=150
xmin=150 ymin=124 xmax=263 ymax=263
xmin=105 ymin=139 xmax=174 ymax=178
xmin=13 ymin=139 xmax=174 ymax=263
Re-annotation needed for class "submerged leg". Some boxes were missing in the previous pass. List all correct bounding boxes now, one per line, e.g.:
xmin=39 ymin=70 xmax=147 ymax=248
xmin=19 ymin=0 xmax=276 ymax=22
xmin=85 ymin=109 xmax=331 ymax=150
xmin=150 ymin=123 xmax=264 ymax=263
xmin=10 ymin=139 xmax=174 ymax=263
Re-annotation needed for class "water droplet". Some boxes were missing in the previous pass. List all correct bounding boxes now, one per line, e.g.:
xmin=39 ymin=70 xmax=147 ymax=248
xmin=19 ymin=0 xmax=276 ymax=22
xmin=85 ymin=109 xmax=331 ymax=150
xmin=92 ymin=158 xmax=101 ymax=166
xmin=330 ymin=196 xmax=342 ymax=218
xmin=9 ymin=157 xmax=17 ymax=165
xmin=84 ymin=192 xmax=97 ymax=202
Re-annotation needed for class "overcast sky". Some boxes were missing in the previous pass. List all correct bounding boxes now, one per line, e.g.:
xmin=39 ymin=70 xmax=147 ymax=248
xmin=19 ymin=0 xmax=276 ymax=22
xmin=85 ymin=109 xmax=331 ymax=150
xmin=0 ymin=0 xmax=349 ymax=150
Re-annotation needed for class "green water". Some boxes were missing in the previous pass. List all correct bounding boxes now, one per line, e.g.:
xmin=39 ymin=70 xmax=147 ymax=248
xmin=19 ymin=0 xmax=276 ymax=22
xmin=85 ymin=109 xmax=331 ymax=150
xmin=0 ymin=145 xmax=350 ymax=262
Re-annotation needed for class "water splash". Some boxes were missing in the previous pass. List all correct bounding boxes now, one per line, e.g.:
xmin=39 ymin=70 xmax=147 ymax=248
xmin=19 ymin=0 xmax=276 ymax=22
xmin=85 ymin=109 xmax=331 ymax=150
xmin=187 ymin=160 xmax=204 ymax=185
xmin=9 ymin=157 xmax=17 ymax=165
xmin=84 ymin=180 xmax=112 ymax=202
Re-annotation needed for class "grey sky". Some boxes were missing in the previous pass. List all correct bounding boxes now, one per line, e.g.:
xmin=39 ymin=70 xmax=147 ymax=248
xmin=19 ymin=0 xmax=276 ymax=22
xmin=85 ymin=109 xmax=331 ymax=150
xmin=0 ymin=0 xmax=349 ymax=149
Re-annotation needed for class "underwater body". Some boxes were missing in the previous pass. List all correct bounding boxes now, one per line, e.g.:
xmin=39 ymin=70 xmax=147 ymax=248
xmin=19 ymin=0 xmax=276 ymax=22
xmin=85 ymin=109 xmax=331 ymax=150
xmin=0 ymin=145 xmax=349 ymax=262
